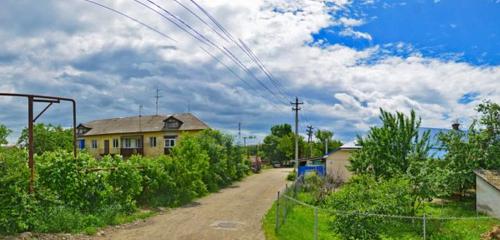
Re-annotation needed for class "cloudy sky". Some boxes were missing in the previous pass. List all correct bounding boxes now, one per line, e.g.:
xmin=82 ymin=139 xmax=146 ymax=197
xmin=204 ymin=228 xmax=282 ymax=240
xmin=0 ymin=0 xmax=499 ymax=144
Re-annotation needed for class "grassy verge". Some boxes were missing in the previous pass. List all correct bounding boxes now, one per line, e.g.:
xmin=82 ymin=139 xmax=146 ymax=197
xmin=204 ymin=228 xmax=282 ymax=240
xmin=263 ymin=193 xmax=500 ymax=240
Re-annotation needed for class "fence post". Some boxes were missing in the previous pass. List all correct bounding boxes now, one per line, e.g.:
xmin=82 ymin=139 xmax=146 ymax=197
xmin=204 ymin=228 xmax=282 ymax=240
xmin=422 ymin=214 xmax=426 ymax=240
xmin=314 ymin=207 xmax=318 ymax=240
xmin=275 ymin=191 xmax=280 ymax=232
xmin=283 ymin=194 xmax=288 ymax=224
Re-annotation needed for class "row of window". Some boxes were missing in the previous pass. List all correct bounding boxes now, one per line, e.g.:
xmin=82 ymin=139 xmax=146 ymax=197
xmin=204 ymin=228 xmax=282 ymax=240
xmin=89 ymin=136 xmax=176 ymax=149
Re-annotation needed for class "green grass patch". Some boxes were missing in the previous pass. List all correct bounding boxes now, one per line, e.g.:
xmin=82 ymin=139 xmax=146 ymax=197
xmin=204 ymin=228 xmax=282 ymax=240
xmin=263 ymin=193 xmax=500 ymax=240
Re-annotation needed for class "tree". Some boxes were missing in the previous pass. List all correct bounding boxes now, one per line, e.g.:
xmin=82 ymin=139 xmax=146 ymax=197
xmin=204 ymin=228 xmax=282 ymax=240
xmin=17 ymin=123 xmax=73 ymax=154
xmin=476 ymin=101 xmax=500 ymax=169
xmin=0 ymin=124 xmax=12 ymax=145
xmin=310 ymin=129 xmax=342 ymax=157
xmin=436 ymin=101 xmax=500 ymax=196
xmin=262 ymin=124 xmax=305 ymax=165
xmin=350 ymin=109 xmax=431 ymax=179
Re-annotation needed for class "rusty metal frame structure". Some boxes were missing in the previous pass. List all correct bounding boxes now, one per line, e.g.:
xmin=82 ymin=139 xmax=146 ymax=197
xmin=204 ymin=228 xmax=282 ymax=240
xmin=0 ymin=93 xmax=77 ymax=193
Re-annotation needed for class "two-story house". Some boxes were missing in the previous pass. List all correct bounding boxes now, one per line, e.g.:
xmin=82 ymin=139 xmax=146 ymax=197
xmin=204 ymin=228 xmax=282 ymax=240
xmin=77 ymin=113 xmax=209 ymax=158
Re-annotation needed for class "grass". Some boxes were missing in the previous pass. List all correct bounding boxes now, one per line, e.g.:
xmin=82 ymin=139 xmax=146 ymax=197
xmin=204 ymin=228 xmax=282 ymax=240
xmin=263 ymin=193 xmax=500 ymax=240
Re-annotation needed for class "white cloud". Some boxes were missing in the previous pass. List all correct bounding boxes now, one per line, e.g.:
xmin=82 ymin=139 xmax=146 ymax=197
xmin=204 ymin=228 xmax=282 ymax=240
xmin=339 ymin=28 xmax=373 ymax=40
xmin=0 ymin=0 xmax=499 ymax=143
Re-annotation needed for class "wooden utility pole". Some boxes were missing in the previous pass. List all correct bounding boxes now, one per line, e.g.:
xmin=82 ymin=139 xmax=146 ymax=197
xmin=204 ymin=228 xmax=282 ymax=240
xmin=306 ymin=125 xmax=313 ymax=158
xmin=290 ymin=97 xmax=303 ymax=173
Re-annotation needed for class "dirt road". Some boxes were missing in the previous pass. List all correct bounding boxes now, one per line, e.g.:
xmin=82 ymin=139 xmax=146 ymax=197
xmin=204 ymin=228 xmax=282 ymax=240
xmin=97 ymin=168 xmax=291 ymax=240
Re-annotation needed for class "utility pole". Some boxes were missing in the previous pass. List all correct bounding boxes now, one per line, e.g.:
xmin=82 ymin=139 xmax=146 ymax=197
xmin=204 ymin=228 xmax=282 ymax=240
xmin=290 ymin=97 xmax=303 ymax=173
xmin=306 ymin=125 xmax=313 ymax=158
xmin=325 ymin=138 xmax=329 ymax=155
xmin=238 ymin=122 xmax=242 ymax=145
xmin=154 ymin=88 xmax=162 ymax=115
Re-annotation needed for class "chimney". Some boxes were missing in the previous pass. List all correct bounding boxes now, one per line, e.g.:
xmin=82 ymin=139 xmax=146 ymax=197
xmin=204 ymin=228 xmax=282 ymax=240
xmin=452 ymin=120 xmax=460 ymax=130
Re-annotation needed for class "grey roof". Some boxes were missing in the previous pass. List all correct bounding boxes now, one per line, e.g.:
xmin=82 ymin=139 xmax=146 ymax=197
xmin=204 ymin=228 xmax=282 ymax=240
xmin=475 ymin=169 xmax=500 ymax=191
xmin=80 ymin=113 xmax=209 ymax=136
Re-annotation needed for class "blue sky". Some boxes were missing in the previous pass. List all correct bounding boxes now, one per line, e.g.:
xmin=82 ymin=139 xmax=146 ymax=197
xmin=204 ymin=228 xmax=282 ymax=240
xmin=0 ymin=0 xmax=499 ymax=144
xmin=314 ymin=0 xmax=499 ymax=65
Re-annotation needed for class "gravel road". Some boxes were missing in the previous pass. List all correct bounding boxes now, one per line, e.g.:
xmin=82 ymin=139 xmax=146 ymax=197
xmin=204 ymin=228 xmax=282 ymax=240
xmin=96 ymin=168 xmax=291 ymax=240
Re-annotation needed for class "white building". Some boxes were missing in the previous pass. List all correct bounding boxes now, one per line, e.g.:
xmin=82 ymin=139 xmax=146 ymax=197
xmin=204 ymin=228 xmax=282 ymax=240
xmin=325 ymin=141 xmax=361 ymax=182
xmin=474 ymin=169 xmax=500 ymax=218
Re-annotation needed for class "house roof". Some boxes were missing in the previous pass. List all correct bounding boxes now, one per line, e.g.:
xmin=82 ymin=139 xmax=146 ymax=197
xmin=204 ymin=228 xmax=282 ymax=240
xmin=80 ymin=113 xmax=209 ymax=136
xmin=474 ymin=169 xmax=500 ymax=191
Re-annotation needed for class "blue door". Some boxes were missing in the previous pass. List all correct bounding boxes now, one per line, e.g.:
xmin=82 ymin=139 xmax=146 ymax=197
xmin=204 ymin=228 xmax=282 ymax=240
xmin=79 ymin=139 xmax=85 ymax=150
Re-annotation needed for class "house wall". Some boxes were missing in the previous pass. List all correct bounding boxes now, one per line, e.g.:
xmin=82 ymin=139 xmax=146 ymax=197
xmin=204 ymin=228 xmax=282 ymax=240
xmin=476 ymin=175 xmax=500 ymax=218
xmin=82 ymin=130 xmax=202 ymax=158
xmin=326 ymin=149 xmax=355 ymax=183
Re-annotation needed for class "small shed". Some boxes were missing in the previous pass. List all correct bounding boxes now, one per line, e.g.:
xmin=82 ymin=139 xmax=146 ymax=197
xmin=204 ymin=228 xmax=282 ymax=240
xmin=325 ymin=141 xmax=361 ymax=182
xmin=474 ymin=169 xmax=500 ymax=218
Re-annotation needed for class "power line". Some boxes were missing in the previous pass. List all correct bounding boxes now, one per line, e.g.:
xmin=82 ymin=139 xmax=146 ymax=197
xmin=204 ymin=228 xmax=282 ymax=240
xmin=82 ymin=0 xmax=176 ymax=42
xmin=186 ymin=0 xmax=291 ymax=102
xmin=82 ymin=0 xmax=292 ymax=131
xmin=137 ymin=0 xmax=287 ymax=105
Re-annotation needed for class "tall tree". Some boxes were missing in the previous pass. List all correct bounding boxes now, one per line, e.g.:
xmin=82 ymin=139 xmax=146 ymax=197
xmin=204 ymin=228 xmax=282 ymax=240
xmin=262 ymin=124 xmax=305 ymax=165
xmin=0 ymin=124 xmax=12 ymax=146
xmin=17 ymin=123 xmax=73 ymax=154
xmin=311 ymin=129 xmax=342 ymax=157
xmin=350 ymin=109 xmax=431 ymax=179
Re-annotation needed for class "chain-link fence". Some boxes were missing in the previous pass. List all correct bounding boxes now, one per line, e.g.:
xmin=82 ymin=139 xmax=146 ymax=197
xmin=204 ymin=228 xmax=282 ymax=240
xmin=274 ymin=183 xmax=499 ymax=240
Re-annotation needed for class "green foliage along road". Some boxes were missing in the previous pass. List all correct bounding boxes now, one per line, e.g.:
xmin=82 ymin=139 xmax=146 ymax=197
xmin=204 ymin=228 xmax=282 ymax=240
xmin=261 ymin=124 xmax=341 ymax=165
xmin=0 ymin=129 xmax=250 ymax=234
xmin=17 ymin=123 xmax=74 ymax=154
xmin=0 ymin=124 xmax=11 ymax=145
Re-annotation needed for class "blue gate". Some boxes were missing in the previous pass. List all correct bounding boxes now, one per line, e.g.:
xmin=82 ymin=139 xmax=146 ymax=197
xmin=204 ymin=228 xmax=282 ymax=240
xmin=298 ymin=165 xmax=325 ymax=177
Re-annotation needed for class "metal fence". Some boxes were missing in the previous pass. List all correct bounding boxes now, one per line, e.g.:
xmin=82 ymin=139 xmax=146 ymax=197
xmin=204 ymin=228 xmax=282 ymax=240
xmin=274 ymin=184 xmax=498 ymax=240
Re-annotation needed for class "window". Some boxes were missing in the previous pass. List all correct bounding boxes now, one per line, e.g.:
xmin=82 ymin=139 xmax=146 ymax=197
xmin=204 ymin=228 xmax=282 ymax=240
xmin=150 ymin=137 xmax=157 ymax=147
xmin=122 ymin=137 xmax=143 ymax=149
xmin=164 ymin=136 xmax=176 ymax=148
xmin=165 ymin=118 xmax=181 ymax=129
xmin=113 ymin=139 xmax=119 ymax=148
xmin=91 ymin=140 xmax=98 ymax=149
xmin=124 ymin=138 xmax=131 ymax=148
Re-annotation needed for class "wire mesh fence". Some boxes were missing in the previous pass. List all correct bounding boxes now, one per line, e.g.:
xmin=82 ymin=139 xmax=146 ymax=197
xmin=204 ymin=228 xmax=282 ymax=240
xmin=274 ymin=183 xmax=499 ymax=240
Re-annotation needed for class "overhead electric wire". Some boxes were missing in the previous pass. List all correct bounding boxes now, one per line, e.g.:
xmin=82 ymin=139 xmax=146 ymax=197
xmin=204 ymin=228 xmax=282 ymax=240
xmin=134 ymin=0 xmax=288 ymax=105
xmin=82 ymin=0 xmax=284 ymax=110
xmin=82 ymin=0 xmax=176 ymax=42
xmin=188 ymin=0 xmax=291 ymax=101
xmin=170 ymin=0 xmax=230 ymax=43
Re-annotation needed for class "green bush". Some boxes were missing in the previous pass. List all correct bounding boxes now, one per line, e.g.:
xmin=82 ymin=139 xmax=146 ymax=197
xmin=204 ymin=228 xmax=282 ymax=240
xmin=0 ymin=148 xmax=33 ymax=233
xmin=325 ymin=175 xmax=414 ymax=240
xmin=287 ymin=171 xmax=296 ymax=181
xmin=0 ymin=130 xmax=250 ymax=234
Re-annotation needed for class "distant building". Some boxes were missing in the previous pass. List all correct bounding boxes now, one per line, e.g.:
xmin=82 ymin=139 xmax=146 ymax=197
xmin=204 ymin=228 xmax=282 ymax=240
xmin=77 ymin=113 xmax=209 ymax=158
xmin=474 ymin=169 xmax=500 ymax=218
xmin=325 ymin=141 xmax=360 ymax=182
xmin=325 ymin=126 xmax=460 ymax=181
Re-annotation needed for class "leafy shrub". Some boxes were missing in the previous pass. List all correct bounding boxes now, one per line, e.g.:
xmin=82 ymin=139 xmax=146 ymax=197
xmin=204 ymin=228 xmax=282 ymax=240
xmin=0 ymin=148 xmax=33 ymax=233
xmin=325 ymin=175 xmax=414 ymax=240
xmin=0 ymin=129 xmax=250 ymax=234
xmin=287 ymin=171 xmax=296 ymax=181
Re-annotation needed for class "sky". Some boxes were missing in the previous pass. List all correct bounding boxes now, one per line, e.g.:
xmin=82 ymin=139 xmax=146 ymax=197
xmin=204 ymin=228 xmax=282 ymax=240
xmin=0 ymin=0 xmax=499 ymax=144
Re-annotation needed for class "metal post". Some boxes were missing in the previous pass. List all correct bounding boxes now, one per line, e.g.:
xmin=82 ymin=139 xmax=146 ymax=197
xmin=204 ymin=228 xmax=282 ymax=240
xmin=275 ymin=191 xmax=280 ymax=232
xmin=423 ymin=214 xmax=426 ymax=240
xmin=72 ymin=100 xmax=77 ymax=158
xmin=28 ymin=96 xmax=34 ymax=194
xmin=314 ymin=207 xmax=318 ymax=240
